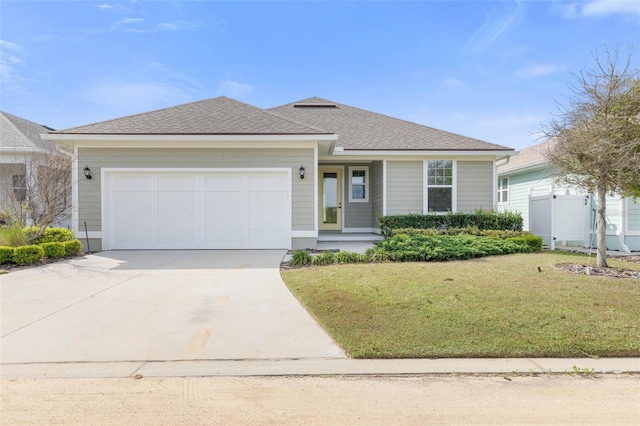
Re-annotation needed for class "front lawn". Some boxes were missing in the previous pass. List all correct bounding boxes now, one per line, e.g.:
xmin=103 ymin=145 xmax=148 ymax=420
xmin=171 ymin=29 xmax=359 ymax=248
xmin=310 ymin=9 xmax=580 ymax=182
xmin=281 ymin=251 xmax=640 ymax=358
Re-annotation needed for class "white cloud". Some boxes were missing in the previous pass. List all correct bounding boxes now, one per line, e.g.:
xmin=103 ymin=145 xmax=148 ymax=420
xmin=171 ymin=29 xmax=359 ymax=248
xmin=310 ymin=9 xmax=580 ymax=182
xmin=411 ymin=106 xmax=545 ymax=150
xmin=218 ymin=80 xmax=254 ymax=99
xmin=554 ymin=0 xmax=640 ymax=19
xmin=0 ymin=40 xmax=28 ymax=93
xmin=443 ymin=77 xmax=465 ymax=88
xmin=119 ymin=17 xmax=144 ymax=25
xmin=0 ymin=39 xmax=23 ymax=52
xmin=515 ymin=64 xmax=561 ymax=79
xmin=94 ymin=4 xmax=113 ymax=10
xmin=81 ymin=80 xmax=194 ymax=113
xmin=582 ymin=0 xmax=640 ymax=17
xmin=465 ymin=0 xmax=524 ymax=55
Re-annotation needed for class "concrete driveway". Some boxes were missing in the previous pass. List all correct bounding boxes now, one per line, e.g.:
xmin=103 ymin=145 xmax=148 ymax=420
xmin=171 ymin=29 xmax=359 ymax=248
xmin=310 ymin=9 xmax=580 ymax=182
xmin=1 ymin=251 xmax=345 ymax=364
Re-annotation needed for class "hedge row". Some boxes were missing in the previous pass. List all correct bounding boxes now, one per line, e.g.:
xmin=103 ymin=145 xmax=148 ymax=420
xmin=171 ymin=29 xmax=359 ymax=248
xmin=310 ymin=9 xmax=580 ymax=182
xmin=378 ymin=210 xmax=523 ymax=237
xmin=0 ymin=240 xmax=83 ymax=266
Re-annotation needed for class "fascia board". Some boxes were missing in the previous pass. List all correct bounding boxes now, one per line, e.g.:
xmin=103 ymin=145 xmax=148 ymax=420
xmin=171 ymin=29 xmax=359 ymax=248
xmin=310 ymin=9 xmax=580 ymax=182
xmin=330 ymin=149 xmax=516 ymax=157
xmin=42 ymin=134 xmax=338 ymax=142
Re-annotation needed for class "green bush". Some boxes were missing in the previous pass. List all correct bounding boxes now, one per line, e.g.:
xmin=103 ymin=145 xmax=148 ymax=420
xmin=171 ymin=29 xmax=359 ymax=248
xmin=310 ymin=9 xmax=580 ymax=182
xmin=312 ymin=251 xmax=336 ymax=266
xmin=375 ymin=234 xmax=530 ymax=262
xmin=378 ymin=209 xmax=523 ymax=237
xmin=63 ymin=240 xmax=83 ymax=256
xmin=290 ymin=250 xmax=312 ymax=266
xmin=335 ymin=250 xmax=364 ymax=264
xmin=25 ymin=227 xmax=75 ymax=244
xmin=12 ymin=245 xmax=44 ymax=265
xmin=0 ymin=224 xmax=28 ymax=247
xmin=365 ymin=246 xmax=393 ymax=263
xmin=40 ymin=242 xmax=67 ymax=259
xmin=507 ymin=235 xmax=543 ymax=252
xmin=0 ymin=246 xmax=14 ymax=264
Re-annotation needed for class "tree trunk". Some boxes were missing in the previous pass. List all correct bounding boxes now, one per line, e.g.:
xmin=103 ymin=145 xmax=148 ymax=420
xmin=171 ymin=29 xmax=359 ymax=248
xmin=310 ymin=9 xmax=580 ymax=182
xmin=596 ymin=185 xmax=608 ymax=268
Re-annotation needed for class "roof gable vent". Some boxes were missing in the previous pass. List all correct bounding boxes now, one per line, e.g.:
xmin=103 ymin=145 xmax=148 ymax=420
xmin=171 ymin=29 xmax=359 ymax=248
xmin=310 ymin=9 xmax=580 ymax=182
xmin=293 ymin=103 xmax=337 ymax=108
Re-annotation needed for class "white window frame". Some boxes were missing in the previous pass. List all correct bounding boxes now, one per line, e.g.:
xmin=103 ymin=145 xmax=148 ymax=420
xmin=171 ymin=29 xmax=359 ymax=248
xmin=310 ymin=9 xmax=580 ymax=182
xmin=12 ymin=174 xmax=27 ymax=202
xmin=424 ymin=160 xmax=456 ymax=214
xmin=498 ymin=177 xmax=509 ymax=204
xmin=348 ymin=166 xmax=369 ymax=203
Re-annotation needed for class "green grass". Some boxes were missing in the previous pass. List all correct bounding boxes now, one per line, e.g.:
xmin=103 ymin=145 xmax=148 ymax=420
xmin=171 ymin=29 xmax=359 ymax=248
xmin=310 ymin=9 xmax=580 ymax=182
xmin=281 ymin=251 xmax=640 ymax=358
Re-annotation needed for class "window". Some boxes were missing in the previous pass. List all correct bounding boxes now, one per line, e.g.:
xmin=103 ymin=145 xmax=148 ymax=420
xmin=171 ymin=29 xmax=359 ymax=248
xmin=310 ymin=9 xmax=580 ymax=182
xmin=348 ymin=166 xmax=369 ymax=202
xmin=12 ymin=174 xmax=26 ymax=201
xmin=498 ymin=177 xmax=509 ymax=203
xmin=426 ymin=160 xmax=453 ymax=213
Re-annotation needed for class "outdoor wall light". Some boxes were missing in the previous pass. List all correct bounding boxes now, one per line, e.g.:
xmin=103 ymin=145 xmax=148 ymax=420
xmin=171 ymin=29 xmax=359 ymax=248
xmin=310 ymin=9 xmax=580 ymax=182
xmin=84 ymin=166 xmax=92 ymax=180
xmin=299 ymin=165 xmax=305 ymax=180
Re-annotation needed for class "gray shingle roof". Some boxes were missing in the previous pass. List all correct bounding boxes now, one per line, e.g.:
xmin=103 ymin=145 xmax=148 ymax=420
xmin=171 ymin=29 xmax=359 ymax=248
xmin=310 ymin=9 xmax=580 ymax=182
xmin=1 ymin=111 xmax=55 ymax=151
xmin=498 ymin=138 xmax=555 ymax=174
xmin=55 ymin=96 xmax=330 ymax=135
xmin=269 ymin=97 xmax=513 ymax=151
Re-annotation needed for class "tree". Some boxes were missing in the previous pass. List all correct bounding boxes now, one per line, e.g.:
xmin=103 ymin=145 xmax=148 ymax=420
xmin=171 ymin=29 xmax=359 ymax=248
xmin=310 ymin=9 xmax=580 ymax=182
xmin=1 ymin=143 xmax=72 ymax=241
xmin=542 ymin=45 xmax=640 ymax=267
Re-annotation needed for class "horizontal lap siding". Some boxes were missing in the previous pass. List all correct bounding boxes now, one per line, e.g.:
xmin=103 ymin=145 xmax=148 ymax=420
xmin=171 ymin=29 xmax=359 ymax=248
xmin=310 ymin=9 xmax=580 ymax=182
xmin=78 ymin=147 xmax=315 ymax=232
xmin=341 ymin=163 xmax=373 ymax=228
xmin=499 ymin=169 xmax=554 ymax=231
xmin=628 ymin=198 xmax=640 ymax=231
xmin=386 ymin=161 xmax=423 ymax=215
xmin=456 ymin=161 xmax=494 ymax=213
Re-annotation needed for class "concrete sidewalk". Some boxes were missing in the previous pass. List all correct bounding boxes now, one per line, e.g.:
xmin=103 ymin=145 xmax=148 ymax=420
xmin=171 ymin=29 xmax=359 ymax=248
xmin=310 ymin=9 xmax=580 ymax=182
xmin=2 ymin=357 xmax=638 ymax=379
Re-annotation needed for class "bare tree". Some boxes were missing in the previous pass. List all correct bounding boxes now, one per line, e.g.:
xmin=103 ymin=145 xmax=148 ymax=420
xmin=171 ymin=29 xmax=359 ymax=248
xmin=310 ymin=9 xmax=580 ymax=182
xmin=542 ymin=45 xmax=640 ymax=267
xmin=1 ymin=143 xmax=71 ymax=241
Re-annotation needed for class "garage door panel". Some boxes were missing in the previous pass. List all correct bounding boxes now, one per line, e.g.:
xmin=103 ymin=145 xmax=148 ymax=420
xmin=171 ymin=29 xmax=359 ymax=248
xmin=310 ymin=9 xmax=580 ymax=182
xmin=111 ymin=174 xmax=153 ymax=191
xmin=106 ymin=171 xmax=290 ymax=249
xmin=111 ymin=191 xmax=154 ymax=249
xmin=204 ymin=174 xmax=243 ymax=190
xmin=203 ymin=190 xmax=244 ymax=248
xmin=157 ymin=190 xmax=198 ymax=248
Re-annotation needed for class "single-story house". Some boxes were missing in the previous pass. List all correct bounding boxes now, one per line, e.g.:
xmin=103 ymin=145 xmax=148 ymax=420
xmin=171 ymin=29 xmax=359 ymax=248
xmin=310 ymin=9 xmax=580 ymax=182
xmin=497 ymin=139 xmax=639 ymax=252
xmin=0 ymin=111 xmax=70 ymax=227
xmin=44 ymin=96 xmax=514 ymax=251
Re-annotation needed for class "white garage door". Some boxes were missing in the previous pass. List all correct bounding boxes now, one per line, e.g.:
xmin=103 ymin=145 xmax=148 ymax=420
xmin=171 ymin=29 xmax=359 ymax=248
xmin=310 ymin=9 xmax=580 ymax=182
xmin=104 ymin=170 xmax=291 ymax=249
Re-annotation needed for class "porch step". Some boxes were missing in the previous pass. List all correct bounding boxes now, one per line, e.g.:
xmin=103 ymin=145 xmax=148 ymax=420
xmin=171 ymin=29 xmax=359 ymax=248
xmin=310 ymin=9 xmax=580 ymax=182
xmin=317 ymin=232 xmax=384 ymax=242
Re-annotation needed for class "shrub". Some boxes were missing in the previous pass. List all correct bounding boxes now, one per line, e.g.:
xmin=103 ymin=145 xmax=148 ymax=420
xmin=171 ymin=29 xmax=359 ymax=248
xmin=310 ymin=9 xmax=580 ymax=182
xmin=40 ymin=242 xmax=67 ymax=259
xmin=12 ymin=245 xmax=44 ymax=265
xmin=375 ymin=234 xmax=530 ymax=262
xmin=365 ymin=246 xmax=393 ymax=263
xmin=290 ymin=250 xmax=312 ymax=266
xmin=507 ymin=235 xmax=543 ymax=252
xmin=25 ymin=227 xmax=75 ymax=244
xmin=0 ymin=246 xmax=14 ymax=264
xmin=312 ymin=251 xmax=336 ymax=266
xmin=389 ymin=228 xmax=439 ymax=237
xmin=0 ymin=224 xmax=28 ymax=247
xmin=63 ymin=240 xmax=83 ymax=256
xmin=378 ymin=209 xmax=523 ymax=236
xmin=336 ymin=250 xmax=363 ymax=264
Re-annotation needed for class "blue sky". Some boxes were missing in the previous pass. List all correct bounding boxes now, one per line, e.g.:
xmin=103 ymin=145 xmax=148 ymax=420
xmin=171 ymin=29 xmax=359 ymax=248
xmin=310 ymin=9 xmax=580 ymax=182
xmin=1 ymin=0 xmax=638 ymax=150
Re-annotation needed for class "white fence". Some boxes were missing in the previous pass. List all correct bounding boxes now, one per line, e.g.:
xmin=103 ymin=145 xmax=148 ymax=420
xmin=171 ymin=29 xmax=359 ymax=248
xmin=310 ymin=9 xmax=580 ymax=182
xmin=529 ymin=186 xmax=590 ymax=250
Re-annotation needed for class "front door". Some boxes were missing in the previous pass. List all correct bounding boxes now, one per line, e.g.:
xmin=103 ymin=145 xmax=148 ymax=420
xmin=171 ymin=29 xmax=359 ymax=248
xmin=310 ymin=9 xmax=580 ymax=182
xmin=319 ymin=167 xmax=342 ymax=231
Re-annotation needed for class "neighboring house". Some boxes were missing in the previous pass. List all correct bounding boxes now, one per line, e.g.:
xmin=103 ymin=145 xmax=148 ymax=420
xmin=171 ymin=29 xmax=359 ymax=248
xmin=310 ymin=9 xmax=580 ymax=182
xmin=497 ymin=139 xmax=639 ymax=252
xmin=44 ymin=96 xmax=514 ymax=251
xmin=0 ymin=111 xmax=70 ymax=227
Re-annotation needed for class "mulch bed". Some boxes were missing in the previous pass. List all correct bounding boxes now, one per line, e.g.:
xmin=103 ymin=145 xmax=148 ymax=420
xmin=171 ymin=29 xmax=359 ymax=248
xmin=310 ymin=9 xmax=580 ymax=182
xmin=555 ymin=255 xmax=640 ymax=280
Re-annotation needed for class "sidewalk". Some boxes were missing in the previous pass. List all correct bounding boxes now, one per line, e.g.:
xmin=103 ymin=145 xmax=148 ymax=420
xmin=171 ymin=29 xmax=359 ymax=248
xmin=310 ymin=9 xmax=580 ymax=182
xmin=2 ymin=357 xmax=638 ymax=379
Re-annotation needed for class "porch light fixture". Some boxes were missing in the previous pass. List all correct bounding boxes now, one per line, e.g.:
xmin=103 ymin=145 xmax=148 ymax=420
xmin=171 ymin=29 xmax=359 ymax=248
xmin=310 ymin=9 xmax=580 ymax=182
xmin=299 ymin=165 xmax=305 ymax=180
xmin=83 ymin=166 xmax=92 ymax=180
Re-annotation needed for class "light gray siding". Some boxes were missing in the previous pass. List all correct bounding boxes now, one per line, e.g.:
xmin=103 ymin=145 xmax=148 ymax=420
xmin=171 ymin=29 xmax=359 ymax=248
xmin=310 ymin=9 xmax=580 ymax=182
xmin=498 ymin=168 xmax=555 ymax=230
xmin=456 ymin=161 xmax=494 ymax=213
xmin=386 ymin=161 xmax=423 ymax=215
xmin=371 ymin=161 xmax=384 ymax=229
xmin=77 ymin=147 xmax=315 ymax=234
xmin=341 ymin=163 xmax=373 ymax=229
